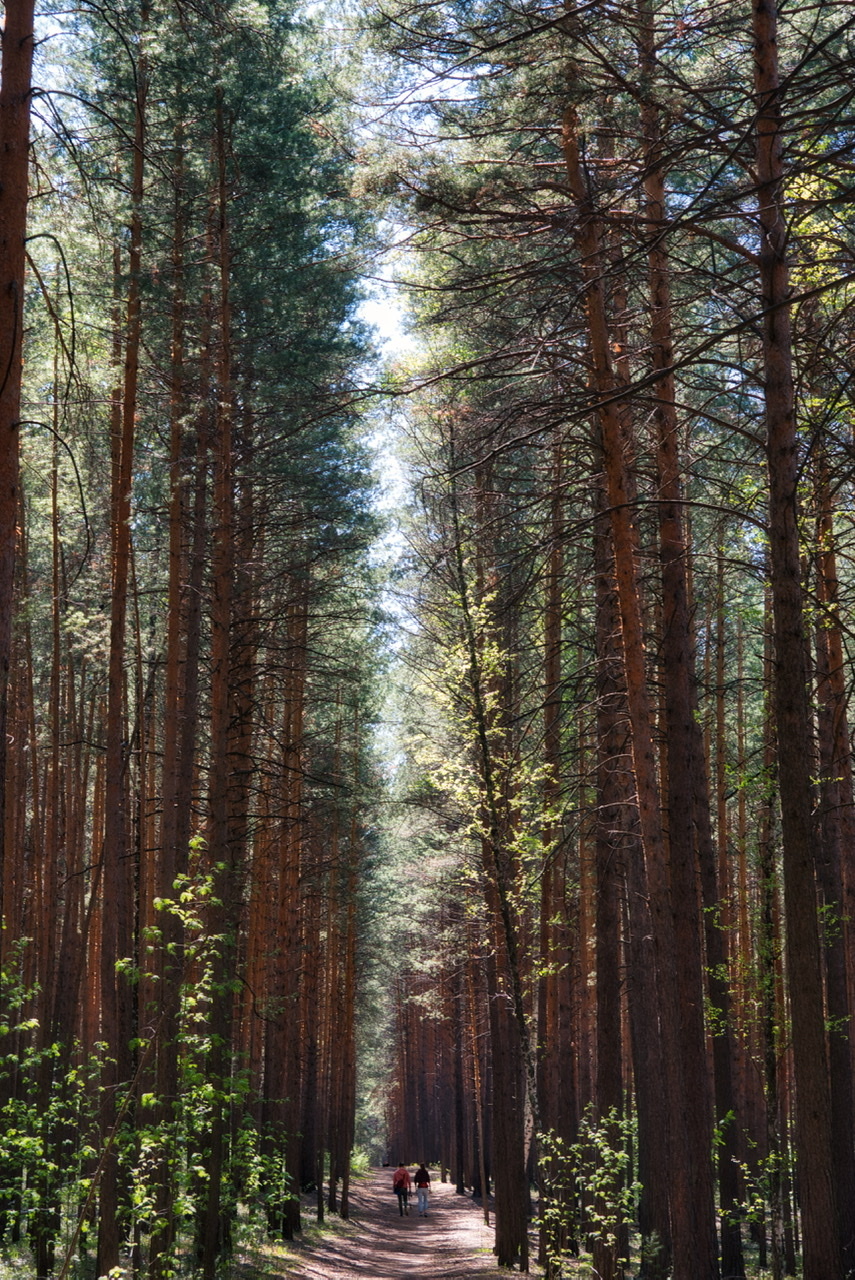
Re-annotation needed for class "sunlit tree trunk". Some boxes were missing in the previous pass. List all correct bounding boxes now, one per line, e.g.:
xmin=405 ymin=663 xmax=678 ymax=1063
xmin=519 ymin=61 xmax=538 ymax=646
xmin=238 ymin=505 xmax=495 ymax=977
xmin=448 ymin=450 xmax=534 ymax=1270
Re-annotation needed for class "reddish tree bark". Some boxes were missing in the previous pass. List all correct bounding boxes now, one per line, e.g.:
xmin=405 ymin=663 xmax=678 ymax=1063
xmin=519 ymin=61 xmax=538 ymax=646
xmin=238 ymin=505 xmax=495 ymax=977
xmin=262 ymin=586 xmax=308 ymax=1239
xmin=812 ymin=446 xmax=855 ymax=1274
xmin=640 ymin=20 xmax=722 ymax=1267
xmin=751 ymin=3 xmax=841 ymax=1274
xmin=593 ymin=492 xmax=627 ymax=1280
xmin=148 ymin=133 xmax=200 ymax=1280
xmin=594 ymin=482 xmax=670 ymax=1279
xmin=0 ymin=0 xmax=36 ymax=930
xmin=563 ymin=101 xmax=713 ymax=1280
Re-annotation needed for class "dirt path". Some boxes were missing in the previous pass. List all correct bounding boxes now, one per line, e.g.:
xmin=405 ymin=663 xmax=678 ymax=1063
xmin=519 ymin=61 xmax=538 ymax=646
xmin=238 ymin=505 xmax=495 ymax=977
xmin=283 ymin=1168 xmax=505 ymax=1280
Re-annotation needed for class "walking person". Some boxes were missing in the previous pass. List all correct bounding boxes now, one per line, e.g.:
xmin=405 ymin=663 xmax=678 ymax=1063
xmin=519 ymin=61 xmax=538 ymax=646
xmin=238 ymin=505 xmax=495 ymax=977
xmin=413 ymin=1163 xmax=431 ymax=1215
xmin=393 ymin=1162 xmax=411 ymax=1215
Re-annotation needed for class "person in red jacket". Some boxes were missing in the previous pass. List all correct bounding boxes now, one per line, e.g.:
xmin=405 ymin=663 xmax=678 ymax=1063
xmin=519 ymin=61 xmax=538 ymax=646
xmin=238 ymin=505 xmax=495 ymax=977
xmin=413 ymin=1163 xmax=431 ymax=1215
xmin=392 ymin=1162 xmax=411 ymax=1215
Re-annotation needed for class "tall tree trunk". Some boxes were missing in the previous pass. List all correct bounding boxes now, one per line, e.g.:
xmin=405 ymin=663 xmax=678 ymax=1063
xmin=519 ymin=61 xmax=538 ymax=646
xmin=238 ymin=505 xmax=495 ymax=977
xmin=466 ymin=945 xmax=491 ymax=1223
xmin=484 ymin=932 xmax=529 ymax=1271
xmin=444 ymin=443 xmax=538 ymax=1268
xmin=0 ymin=0 xmax=36 ymax=935
xmin=691 ymin=648 xmax=745 ymax=1280
xmin=262 ymin=585 xmax=307 ymax=1239
xmin=338 ymin=773 xmax=361 ymax=1220
xmin=299 ymin=850 xmax=322 ymax=1197
xmin=325 ymin=823 xmax=344 ymax=1215
xmin=149 ymin=131 xmax=190 ymax=1280
xmin=279 ymin=588 xmax=305 ymax=1236
xmin=758 ymin=610 xmax=785 ymax=1280
xmin=594 ymin=482 xmax=670 ymax=1280
xmin=452 ymin=960 xmax=467 ymax=1195
xmin=200 ymin=91 xmax=238 ymax=1280
xmin=812 ymin=444 xmax=855 ymax=1275
xmin=98 ymin=16 xmax=148 ymax=1268
xmin=563 ymin=104 xmax=708 ymax=1280
xmin=751 ymin=4 xmax=841 ymax=1274
xmin=538 ymin=435 xmax=575 ymax=1275
xmin=593 ymin=482 xmax=627 ymax=1280
xmin=640 ymin=21 xmax=721 ymax=1270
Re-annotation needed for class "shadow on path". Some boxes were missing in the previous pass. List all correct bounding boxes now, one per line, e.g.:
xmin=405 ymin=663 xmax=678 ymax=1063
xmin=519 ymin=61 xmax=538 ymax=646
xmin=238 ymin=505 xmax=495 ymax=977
xmin=286 ymin=1167 xmax=501 ymax=1280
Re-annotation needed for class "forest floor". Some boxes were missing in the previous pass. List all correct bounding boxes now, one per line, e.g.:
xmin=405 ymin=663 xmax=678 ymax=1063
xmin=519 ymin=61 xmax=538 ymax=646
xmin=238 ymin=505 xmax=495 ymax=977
xmin=245 ymin=1167 xmax=528 ymax=1280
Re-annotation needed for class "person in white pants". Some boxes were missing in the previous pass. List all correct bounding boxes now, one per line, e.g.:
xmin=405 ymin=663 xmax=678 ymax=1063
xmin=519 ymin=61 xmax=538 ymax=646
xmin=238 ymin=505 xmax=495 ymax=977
xmin=413 ymin=1164 xmax=431 ymax=1214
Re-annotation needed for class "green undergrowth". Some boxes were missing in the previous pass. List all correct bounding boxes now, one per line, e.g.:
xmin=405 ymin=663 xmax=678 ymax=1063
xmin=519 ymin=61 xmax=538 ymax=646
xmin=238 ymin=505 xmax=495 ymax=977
xmin=528 ymin=1257 xmax=790 ymax=1280
xmin=232 ymin=1191 xmax=364 ymax=1279
xmin=0 ymin=1186 xmax=365 ymax=1280
xmin=526 ymin=1221 xmax=791 ymax=1280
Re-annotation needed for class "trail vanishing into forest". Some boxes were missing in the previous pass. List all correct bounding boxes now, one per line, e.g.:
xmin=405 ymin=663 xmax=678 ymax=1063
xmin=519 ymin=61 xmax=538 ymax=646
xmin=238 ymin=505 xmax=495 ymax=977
xmin=283 ymin=1170 xmax=501 ymax=1280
